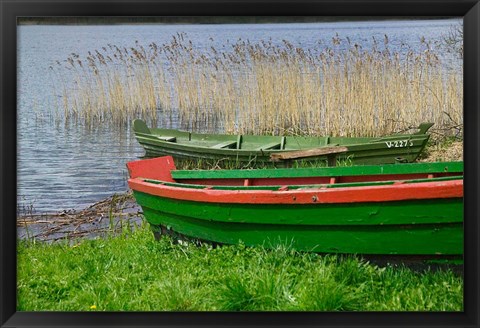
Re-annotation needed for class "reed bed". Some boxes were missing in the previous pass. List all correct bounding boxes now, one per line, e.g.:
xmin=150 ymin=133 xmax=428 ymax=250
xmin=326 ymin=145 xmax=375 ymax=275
xmin=53 ymin=33 xmax=463 ymax=138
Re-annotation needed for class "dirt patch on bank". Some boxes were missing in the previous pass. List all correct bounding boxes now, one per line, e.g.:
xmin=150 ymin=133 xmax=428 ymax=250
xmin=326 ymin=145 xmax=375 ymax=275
xmin=419 ymin=141 xmax=463 ymax=163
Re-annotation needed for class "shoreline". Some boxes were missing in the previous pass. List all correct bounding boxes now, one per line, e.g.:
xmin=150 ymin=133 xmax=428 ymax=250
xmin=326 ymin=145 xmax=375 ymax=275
xmin=17 ymin=191 xmax=143 ymax=243
xmin=17 ymin=141 xmax=463 ymax=242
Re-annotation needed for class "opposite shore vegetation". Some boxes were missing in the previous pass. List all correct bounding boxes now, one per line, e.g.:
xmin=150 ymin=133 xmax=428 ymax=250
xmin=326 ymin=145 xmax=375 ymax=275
xmin=17 ymin=21 xmax=464 ymax=311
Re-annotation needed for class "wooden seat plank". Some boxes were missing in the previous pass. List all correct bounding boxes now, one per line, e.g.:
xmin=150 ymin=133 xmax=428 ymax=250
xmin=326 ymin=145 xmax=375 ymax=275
xmin=270 ymin=146 xmax=348 ymax=161
xmin=255 ymin=142 xmax=281 ymax=151
xmin=211 ymin=141 xmax=238 ymax=149
xmin=157 ymin=136 xmax=176 ymax=142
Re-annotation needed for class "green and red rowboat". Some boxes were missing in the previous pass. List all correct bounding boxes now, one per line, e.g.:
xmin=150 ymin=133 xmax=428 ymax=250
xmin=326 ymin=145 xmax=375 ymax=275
xmin=127 ymin=156 xmax=463 ymax=258
xmin=132 ymin=119 xmax=434 ymax=166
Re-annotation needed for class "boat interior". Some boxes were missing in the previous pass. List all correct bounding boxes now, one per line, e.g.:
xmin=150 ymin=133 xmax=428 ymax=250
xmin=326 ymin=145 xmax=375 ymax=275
xmin=147 ymin=128 xmax=427 ymax=151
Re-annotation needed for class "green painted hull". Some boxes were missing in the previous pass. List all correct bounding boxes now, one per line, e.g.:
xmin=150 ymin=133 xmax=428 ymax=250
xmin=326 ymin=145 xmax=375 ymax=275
xmin=133 ymin=120 xmax=433 ymax=166
xmin=128 ymin=158 xmax=463 ymax=258
xmin=133 ymin=192 xmax=463 ymax=257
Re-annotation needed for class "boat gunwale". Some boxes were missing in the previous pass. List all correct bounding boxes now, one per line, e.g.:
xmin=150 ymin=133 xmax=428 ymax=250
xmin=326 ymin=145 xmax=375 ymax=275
xmin=128 ymin=177 xmax=463 ymax=205
xmin=140 ymin=123 xmax=433 ymax=142
xmin=135 ymin=132 xmax=430 ymax=153
xmin=171 ymin=161 xmax=464 ymax=180
xmin=142 ymin=175 xmax=463 ymax=190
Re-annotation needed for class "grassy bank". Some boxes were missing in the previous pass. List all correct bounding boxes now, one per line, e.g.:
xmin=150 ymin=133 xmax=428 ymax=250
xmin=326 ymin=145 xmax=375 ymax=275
xmin=17 ymin=224 xmax=463 ymax=311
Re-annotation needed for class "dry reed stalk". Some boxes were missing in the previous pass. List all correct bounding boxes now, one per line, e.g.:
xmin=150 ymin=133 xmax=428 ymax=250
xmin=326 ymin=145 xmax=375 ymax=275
xmin=54 ymin=33 xmax=463 ymax=139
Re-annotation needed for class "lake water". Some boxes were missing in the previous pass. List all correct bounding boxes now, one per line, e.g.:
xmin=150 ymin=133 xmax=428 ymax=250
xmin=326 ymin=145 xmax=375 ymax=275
xmin=17 ymin=18 xmax=462 ymax=212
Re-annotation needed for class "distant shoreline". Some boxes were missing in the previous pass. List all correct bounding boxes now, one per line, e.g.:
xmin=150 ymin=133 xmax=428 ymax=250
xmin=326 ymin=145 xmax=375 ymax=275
xmin=18 ymin=16 xmax=457 ymax=26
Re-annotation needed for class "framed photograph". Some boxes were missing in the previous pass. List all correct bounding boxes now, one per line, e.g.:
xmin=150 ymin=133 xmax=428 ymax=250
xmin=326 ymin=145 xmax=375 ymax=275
xmin=1 ymin=1 xmax=479 ymax=327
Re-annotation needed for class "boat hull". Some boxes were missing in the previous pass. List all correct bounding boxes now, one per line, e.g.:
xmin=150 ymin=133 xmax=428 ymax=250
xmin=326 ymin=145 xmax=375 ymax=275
xmin=133 ymin=120 xmax=433 ymax=166
xmin=133 ymin=191 xmax=463 ymax=256
xmin=127 ymin=156 xmax=463 ymax=258
xmin=136 ymin=137 xmax=429 ymax=165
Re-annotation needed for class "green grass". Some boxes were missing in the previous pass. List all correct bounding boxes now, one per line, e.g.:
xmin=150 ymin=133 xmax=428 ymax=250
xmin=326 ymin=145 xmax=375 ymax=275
xmin=17 ymin=223 xmax=463 ymax=312
xmin=155 ymin=155 xmax=354 ymax=171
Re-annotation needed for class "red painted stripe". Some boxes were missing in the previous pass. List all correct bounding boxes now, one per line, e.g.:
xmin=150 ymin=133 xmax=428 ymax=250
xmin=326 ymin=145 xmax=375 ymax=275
xmin=178 ymin=173 xmax=460 ymax=187
xmin=128 ymin=178 xmax=463 ymax=205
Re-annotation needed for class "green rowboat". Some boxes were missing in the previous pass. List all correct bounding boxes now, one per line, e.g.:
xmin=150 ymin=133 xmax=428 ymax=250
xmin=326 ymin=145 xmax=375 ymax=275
xmin=132 ymin=119 xmax=434 ymax=166
xmin=127 ymin=156 xmax=463 ymax=259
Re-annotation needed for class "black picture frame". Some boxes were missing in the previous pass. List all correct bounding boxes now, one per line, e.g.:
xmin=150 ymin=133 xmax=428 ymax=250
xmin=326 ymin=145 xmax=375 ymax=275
xmin=1 ymin=1 xmax=479 ymax=327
